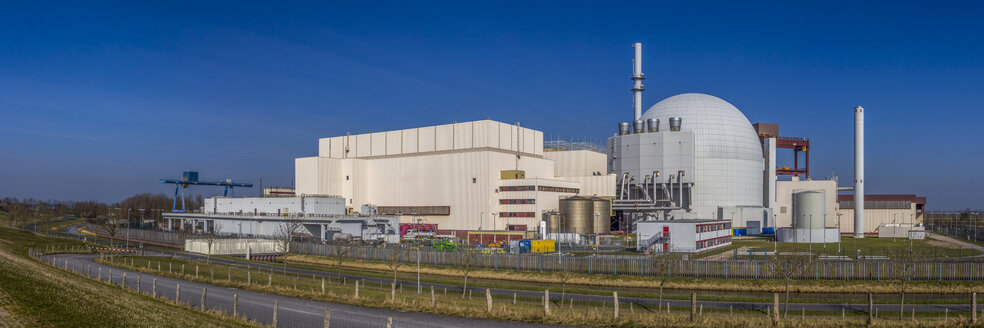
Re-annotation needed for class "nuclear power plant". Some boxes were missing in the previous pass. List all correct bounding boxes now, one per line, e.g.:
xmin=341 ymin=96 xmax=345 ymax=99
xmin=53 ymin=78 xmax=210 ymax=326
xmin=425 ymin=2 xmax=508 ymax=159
xmin=169 ymin=42 xmax=925 ymax=252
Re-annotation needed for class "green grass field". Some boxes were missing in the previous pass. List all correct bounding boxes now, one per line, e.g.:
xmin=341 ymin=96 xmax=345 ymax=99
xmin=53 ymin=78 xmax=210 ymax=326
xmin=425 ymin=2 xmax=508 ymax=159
xmin=0 ymin=227 xmax=258 ymax=328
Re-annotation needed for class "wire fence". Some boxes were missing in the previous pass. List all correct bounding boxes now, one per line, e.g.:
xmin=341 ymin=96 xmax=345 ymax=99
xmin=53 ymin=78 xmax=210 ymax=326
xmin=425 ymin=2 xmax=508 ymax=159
xmin=293 ymin=242 xmax=984 ymax=282
xmin=65 ymin=225 xmax=984 ymax=282
xmin=928 ymin=224 xmax=984 ymax=245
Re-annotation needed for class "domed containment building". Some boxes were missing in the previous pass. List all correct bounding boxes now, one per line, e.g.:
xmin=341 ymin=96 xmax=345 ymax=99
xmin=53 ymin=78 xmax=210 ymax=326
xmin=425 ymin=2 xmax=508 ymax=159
xmin=608 ymin=93 xmax=771 ymax=229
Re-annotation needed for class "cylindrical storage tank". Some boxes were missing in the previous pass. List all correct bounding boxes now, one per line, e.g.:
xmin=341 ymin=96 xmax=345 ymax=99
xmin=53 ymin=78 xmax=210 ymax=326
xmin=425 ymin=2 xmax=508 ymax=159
xmin=633 ymin=120 xmax=645 ymax=134
xmin=669 ymin=117 xmax=682 ymax=131
xmin=590 ymin=197 xmax=611 ymax=234
xmin=543 ymin=212 xmax=562 ymax=234
xmin=559 ymin=196 xmax=593 ymax=234
xmin=792 ymin=191 xmax=825 ymax=229
xmin=646 ymin=118 xmax=659 ymax=133
xmin=618 ymin=122 xmax=630 ymax=136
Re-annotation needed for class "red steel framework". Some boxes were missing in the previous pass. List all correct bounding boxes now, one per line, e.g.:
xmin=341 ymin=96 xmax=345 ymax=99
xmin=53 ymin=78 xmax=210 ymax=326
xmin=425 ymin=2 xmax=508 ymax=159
xmin=776 ymin=136 xmax=810 ymax=178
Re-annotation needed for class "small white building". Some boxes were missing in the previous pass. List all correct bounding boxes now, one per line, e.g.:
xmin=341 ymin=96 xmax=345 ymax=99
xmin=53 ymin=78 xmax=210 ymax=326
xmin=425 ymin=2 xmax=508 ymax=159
xmin=636 ymin=219 xmax=732 ymax=253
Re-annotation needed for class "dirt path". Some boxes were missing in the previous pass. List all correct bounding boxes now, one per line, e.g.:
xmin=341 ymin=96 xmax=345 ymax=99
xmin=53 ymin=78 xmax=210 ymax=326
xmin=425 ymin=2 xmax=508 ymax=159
xmin=927 ymin=233 xmax=984 ymax=256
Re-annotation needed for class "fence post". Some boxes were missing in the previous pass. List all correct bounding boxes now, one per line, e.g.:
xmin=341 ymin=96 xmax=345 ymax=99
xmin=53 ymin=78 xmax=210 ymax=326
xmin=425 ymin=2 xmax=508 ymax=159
xmin=201 ymin=287 xmax=207 ymax=309
xmin=431 ymin=285 xmax=435 ymax=306
xmin=867 ymin=292 xmax=873 ymax=325
xmin=233 ymin=294 xmax=238 ymax=317
xmin=614 ymin=291 xmax=619 ymax=319
xmin=544 ymin=289 xmax=550 ymax=316
xmin=321 ymin=278 xmax=325 ymax=294
xmin=772 ymin=293 xmax=779 ymax=326
xmin=973 ymin=292 xmax=978 ymax=322
xmin=273 ymin=300 xmax=278 ymax=327
xmin=176 ymin=283 xmax=181 ymax=303
xmin=355 ymin=280 xmax=359 ymax=299
xmin=486 ymin=288 xmax=492 ymax=313
xmin=690 ymin=292 xmax=697 ymax=321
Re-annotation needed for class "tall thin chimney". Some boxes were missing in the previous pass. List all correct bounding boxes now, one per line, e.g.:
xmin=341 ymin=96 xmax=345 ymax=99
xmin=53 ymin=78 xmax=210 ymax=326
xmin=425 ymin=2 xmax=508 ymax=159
xmin=631 ymin=43 xmax=645 ymax=120
xmin=854 ymin=106 xmax=864 ymax=238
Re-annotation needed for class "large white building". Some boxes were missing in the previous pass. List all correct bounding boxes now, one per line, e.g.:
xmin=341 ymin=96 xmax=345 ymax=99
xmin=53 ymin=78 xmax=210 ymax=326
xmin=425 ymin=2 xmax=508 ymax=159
xmin=295 ymin=120 xmax=614 ymax=231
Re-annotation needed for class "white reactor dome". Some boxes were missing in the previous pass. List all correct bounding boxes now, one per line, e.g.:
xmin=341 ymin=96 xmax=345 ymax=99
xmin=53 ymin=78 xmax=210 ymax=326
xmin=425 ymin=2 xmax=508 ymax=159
xmin=640 ymin=93 xmax=764 ymax=217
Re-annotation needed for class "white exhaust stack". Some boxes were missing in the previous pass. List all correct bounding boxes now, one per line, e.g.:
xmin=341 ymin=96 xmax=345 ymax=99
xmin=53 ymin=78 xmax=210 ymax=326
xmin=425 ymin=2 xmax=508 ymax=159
xmin=631 ymin=43 xmax=645 ymax=120
xmin=854 ymin=106 xmax=864 ymax=238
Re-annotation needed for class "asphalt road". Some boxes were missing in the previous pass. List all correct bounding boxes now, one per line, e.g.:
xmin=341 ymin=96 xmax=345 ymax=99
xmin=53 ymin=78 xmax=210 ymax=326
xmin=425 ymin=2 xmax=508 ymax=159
xmin=46 ymin=253 xmax=561 ymax=328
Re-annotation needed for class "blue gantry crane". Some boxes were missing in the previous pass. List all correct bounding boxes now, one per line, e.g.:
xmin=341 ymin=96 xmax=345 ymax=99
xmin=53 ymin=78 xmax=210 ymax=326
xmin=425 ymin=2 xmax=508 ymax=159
xmin=159 ymin=171 xmax=253 ymax=212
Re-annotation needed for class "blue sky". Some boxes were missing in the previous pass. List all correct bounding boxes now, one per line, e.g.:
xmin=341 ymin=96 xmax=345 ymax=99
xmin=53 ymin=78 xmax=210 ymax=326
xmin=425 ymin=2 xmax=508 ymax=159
xmin=1 ymin=1 xmax=981 ymax=209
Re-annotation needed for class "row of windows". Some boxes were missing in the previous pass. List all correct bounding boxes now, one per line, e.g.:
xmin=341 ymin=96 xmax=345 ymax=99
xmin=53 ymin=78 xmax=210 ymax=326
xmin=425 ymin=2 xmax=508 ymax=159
xmin=696 ymin=236 xmax=731 ymax=249
xmin=500 ymin=212 xmax=536 ymax=218
xmin=696 ymin=222 xmax=731 ymax=233
xmin=499 ymin=199 xmax=536 ymax=205
xmin=499 ymin=185 xmax=579 ymax=194
xmin=500 ymin=185 xmax=535 ymax=191
xmin=537 ymin=186 xmax=579 ymax=194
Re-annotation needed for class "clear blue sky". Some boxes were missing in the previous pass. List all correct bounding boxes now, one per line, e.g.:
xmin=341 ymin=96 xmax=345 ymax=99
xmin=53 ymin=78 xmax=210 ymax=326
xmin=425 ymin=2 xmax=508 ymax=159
xmin=1 ymin=1 xmax=981 ymax=210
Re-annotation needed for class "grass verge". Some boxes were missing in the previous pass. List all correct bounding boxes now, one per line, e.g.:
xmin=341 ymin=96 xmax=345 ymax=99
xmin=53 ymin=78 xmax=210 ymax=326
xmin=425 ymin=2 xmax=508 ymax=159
xmin=0 ymin=227 xmax=259 ymax=328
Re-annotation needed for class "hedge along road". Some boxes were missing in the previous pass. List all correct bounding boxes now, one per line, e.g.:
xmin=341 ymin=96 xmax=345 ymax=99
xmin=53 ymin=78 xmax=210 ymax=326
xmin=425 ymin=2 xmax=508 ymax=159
xmin=45 ymin=253 xmax=559 ymax=328
xmin=56 ymin=225 xmax=978 ymax=315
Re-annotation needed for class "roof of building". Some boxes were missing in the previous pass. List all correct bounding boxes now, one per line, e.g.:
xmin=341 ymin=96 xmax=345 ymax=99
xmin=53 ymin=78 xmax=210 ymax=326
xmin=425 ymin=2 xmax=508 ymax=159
xmin=836 ymin=194 xmax=926 ymax=205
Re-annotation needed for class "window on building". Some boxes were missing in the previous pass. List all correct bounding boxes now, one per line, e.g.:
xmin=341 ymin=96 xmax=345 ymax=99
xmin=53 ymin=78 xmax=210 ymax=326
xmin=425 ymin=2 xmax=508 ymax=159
xmin=499 ymin=199 xmax=536 ymax=205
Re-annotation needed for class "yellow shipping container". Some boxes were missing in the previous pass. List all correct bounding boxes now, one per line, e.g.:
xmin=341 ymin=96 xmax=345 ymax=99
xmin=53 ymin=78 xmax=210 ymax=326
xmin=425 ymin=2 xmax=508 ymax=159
xmin=530 ymin=240 xmax=555 ymax=253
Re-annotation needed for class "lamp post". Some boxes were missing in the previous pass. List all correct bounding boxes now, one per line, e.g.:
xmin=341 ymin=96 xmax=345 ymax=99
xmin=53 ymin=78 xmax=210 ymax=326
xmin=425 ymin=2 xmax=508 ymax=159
xmin=837 ymin=212 xmax=842 ymax=254
xmin=892 ymin=213 xmax=898 ymax=243
xmin=909 ymin=212 xmax=914 ymax=251
xmin=809 ymin=213 xmax=813 ymax=254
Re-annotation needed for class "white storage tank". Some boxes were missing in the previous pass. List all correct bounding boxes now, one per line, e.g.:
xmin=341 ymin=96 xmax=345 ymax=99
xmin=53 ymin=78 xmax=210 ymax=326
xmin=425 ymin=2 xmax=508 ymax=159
xmin=792 ymin=191 xmax=825 ymax=229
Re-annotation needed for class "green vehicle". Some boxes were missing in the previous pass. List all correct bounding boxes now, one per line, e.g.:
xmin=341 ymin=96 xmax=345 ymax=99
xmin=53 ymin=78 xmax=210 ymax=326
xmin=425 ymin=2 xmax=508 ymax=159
xmin=432 ymin=240 xmax=458 ymax=252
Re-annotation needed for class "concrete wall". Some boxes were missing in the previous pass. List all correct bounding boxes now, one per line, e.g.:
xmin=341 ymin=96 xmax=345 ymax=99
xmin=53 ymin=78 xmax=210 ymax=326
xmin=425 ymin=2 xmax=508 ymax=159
xmin=837 ymin=205 xmax=922 ymax=234
xmin=297 ymin=143 xmax=568 ymax=230
xmin=185 ymin=238 xmax=283 ymax=255
xmin=543 ymin=150 xmax=607 ymax=177
xmin=318 ymin=120 xmax=543 ymax=159
xmin=203 ymin=196 xmax=345 ymax=216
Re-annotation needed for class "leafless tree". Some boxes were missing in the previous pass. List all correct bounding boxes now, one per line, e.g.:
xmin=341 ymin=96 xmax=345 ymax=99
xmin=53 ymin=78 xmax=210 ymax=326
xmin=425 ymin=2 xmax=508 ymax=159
xmin=96 ymin=215 xmax=122 ymax=243
xmin=888 ymin=247 xmax=921 ymax=320
xmin=767 ymin=252 xmax=812 ymax=318
xmin=384 ymin=244 xmax=406 ymax=286
xmin=651 ymin=251 xmax=680 ymax=307
xmin=558 ymin=258 xmax=573 ymax=303
xmin=456 ymin=248 xmax=479 ymax=298
xmin=331 ymin=243 xmax=350 ymax=280
xmin=274 ymin=219 xmax=304 ymax=274
xmin=202 ymin=222 xmax=222 ymax=263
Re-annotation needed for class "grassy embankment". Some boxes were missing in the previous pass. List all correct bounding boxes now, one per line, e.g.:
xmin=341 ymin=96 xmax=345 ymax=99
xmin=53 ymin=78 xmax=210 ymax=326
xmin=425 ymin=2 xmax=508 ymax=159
xmin=695 ymin=236 xmax=981 ymax=260
xmin=0 ymin=227 xmax=259 ymax=328
xmin=100 ymin=255 xmax=981 ymax=327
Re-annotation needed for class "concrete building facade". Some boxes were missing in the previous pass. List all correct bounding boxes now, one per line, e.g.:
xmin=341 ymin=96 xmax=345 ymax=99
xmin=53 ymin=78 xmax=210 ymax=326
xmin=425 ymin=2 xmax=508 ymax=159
xmin=295 ymin=120 xmax=605 ymax=231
